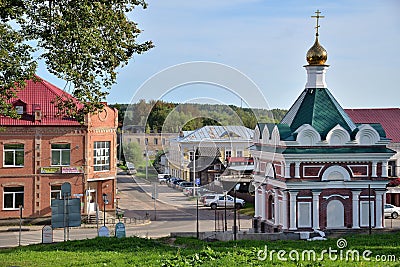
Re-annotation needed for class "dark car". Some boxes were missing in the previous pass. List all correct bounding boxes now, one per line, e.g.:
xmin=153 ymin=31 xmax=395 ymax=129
xmin=172 ymin=179 xmax=185 ymax=189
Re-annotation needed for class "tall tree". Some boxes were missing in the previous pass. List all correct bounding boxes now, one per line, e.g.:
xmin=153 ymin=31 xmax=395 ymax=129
xmin=0 ymin=0 xmax=153 ymax=119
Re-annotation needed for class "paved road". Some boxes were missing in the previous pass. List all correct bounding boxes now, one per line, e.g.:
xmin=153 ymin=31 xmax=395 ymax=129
xmin=0 ymin=171 xmax=251 ymax=248
xmin=117 ymin=172 xmax=252 ymax=237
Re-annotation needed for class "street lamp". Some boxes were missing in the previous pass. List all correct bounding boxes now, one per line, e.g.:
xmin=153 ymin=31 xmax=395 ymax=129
xmin=224 ymin=190 xmax=227 ymax=231
xmin=102 ymin=193 xmax=108 ymax=227
xmin=234 ymin=183 xmax=240 ymax=241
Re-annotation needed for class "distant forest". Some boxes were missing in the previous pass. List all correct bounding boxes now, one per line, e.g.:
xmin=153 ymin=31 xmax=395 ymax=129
xmin=110 ymin=100 xmax=287 ymax=132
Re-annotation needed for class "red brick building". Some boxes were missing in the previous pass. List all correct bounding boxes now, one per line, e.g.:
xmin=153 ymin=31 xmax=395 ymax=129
xmin=251 ymin=18 xmax=395 ymax=232
xmin=0 ymin=77 xmax=118 ymax=220
xmin=345 ymin=108 xmax=400 ymax=206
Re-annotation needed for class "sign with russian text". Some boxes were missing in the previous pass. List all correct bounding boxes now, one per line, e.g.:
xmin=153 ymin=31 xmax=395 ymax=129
xmin=40 ymin=167 xmax=61 ymax=174
xmin=115 ymin=222 xmax=126 ymax=238
xmin=42 ymin=225 xmax=53 ymax=244
xmin=62 ymin=167 xmax=84 ymax=174
xmin=98 ymin=226 xmax=110 ymax=237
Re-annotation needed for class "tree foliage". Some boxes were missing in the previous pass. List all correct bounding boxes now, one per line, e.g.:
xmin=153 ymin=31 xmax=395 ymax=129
xmin=113 ymin=101 xmax=287 ymax=132
xmin=123 ymin=141 xmax=144 ymax=167
xmin=0 ymin=0 xmax=153 ymax=119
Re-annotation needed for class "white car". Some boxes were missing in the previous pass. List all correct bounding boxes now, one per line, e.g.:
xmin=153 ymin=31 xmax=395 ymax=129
xmin=384 ymin=204 xmax=400 ymax=219
xmin=201 ymin=194 xmax=245 ymax=210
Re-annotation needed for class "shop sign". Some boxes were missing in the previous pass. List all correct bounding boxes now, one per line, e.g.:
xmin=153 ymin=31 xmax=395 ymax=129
xmin=40 ymin=167 xmax=61 ymax=174
xmin=62 ymin=167 xmax=84 ymax=174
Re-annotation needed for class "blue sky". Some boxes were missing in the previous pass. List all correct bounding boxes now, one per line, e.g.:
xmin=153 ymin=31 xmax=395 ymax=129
xmin=36 ymin=0 xmax=400 ymax=110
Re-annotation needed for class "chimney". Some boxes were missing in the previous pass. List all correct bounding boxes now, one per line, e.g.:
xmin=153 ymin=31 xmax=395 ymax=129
xmin=33 ymin=104 xmax=42 ymax=121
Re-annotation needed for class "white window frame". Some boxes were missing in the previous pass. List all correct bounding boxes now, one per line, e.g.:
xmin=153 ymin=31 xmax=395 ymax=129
xmin=51 ymin=144 xmax=71 ymax=166
xmin=50 ymin=185 xmax=62 ymax=201
xmin=3 ymin=144 xmax=24 ymax=167
xmin=225 ymin=150 xmax=232 ymax=160
xmin=236 ymin=150 xmax=243 ymax=157
xmin=297 ymin=202 xmax=312 ymax=228
xmin=3 ymin=186 xmax=24 ymax=210
xmin=94 ymin=141 xmax=110 ymax=172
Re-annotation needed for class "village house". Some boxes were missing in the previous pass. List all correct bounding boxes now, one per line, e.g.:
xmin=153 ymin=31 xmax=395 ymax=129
xmin=0 ymin=77 xmax=118 ymax=221
xmin=168 ymin=126 xmax=254 ymax=184
xmin=251 ymin=12 xmax=395 ymax=232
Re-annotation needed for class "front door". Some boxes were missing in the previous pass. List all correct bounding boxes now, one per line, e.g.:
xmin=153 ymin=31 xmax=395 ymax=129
xmin=326 ymin=200 xmax=345 ymax=228
xmin=87 ymin=189 xmax=97 ymax=214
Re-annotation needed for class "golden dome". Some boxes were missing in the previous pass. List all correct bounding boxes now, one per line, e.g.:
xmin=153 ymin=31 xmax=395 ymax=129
xmin=306 ymin=36 xmax=328 ymax=65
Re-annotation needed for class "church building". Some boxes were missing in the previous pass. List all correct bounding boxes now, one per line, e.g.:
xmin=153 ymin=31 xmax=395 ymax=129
xmin=251 ymin=11 xmax=395 ymax=232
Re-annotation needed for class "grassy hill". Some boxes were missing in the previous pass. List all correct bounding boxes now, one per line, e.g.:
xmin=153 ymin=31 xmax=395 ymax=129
xmin=1 ymin=231 xmax=400 ymax=266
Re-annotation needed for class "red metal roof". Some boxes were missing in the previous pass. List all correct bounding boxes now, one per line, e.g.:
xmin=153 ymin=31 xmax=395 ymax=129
xmin=0 ymin=76 xmax=82 ymax=126
xmin=345 ymin=108 xmax=400 ymax=143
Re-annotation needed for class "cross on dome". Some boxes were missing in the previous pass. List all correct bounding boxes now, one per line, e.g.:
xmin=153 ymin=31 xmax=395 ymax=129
xmin=311 ymin=10 xmax=325 ymax=37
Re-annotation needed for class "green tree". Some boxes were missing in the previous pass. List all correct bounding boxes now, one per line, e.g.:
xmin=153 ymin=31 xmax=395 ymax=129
xmin=123 ymin=142 xmax=144 ymax=167
xmin=0 ymin=0 xmax=153 ymax=119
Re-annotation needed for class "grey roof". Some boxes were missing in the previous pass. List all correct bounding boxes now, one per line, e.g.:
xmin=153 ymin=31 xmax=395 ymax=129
xmin=178 ymin=126 xmax=254 ymax=142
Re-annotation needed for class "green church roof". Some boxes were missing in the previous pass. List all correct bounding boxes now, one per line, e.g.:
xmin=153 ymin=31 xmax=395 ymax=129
xmin=280 ymin=88 xmax=357 ymax=139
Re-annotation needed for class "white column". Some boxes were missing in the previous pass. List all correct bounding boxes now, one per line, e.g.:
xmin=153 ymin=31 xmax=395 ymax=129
xmin=284 ymin=162 xmax=291 ymax=178
xmin=375 ymin=190 xmax=384 ymax=228
xmin=352 ymin=190 xmax=361 ymax=229
xmin=382 ymin=162 xmax=388 ymax=178
xmin=282 ymin=191 xmax=288 ymax=230
xmin=312 ymin=191 xmax=320 ymax=230
xmin=254 ymin=185 xmax=260 ymax=217
xmin=294 ymin=162 xmax=300 ymax=178
xmin=371 ymin=161 xmax=377 ymax=177
xmin=289 ymin=191 xmax=298 ymax=230
xmin=274 ymin=188 xmax=279 ymax=225
xmin=261 ymin=185 xmax=266 ymax=220
xmin=383 ymin=192 xmax=387 ymax=228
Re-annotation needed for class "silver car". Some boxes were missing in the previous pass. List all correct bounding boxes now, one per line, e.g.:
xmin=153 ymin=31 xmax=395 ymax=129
xmin=384 ymin=204 xmax=400 ymax=219
xmin=201 ymin=194 xmax=245 ymax=210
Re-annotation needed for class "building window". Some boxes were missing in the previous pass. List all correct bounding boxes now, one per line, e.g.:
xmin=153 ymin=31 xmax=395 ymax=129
xmin=51 ymin=144 xmax=70 ymax=166
xmin=236 ymin=150 xmax=243 ymax=157
xmin=162 ymin=138 xmax=166 ymax=145
xmin=3 ymin=144 xmax=24 ymax=167
xmin=94 ymin=141 xmax=110 ymax=171
xmin=225 ymin=150 xmax=232 ymax=160
xmin=214 ymin=174 xmax=220 ymax=181
xmin=388 ymin=161 xmax=396 ymax=177
xmin=15 ymin=106 xmax=24 ymax=115
xmin=3 ymin=186 xmax=24 ymax=209
xmin=51 ymin=185 xmax=62 ymax=201
xmin=189 ymin=151 xmax=194 ymax=161
xmin=136 ymin=138 xmax=141 ymax=144
xmin=154 ymin=138 xmax=158 ymax=145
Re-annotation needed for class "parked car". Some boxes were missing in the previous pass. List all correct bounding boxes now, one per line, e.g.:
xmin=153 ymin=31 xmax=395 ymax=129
xmin=178 ymin=182 xmax=194 ymax=191
xmin=171 ymin=179 xmax=185 ymax=189
xmin=126 ymin=162 xmax=137 ymax=175
xmin=201 ymin=193 xmax=245 ymax=210
xmin=167 ymin=177 xmax=180 ymax=187
xmin=158 ymin=174 xmax=171 ymax=184
xmin=384 ymin=204 xmax=400 ymax=219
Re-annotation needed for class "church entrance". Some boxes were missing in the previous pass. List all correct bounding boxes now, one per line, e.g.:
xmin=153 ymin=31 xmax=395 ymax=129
xmin=326 ymin=200 xmax=345 ymax=228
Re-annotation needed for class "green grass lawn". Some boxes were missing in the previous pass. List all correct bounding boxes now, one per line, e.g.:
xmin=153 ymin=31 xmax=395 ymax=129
xmin=1 ymin=231 xmax=400 ymax=266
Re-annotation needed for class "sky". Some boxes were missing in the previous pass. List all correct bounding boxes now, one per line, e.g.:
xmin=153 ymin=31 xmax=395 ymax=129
xmin=36 ymin=0 xmax=400 ymax=110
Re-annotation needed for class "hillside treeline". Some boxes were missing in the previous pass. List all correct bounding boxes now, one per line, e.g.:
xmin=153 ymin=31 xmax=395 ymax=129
xmin=111 ymin=100 xmax=287 ymax=133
